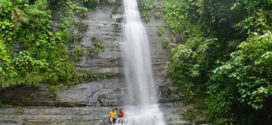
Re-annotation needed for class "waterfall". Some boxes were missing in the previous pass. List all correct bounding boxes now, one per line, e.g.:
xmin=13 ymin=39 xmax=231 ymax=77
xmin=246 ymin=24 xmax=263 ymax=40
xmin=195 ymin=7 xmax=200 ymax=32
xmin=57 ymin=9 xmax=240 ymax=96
xmin=118 ymin=0 xmax=166 ymax=124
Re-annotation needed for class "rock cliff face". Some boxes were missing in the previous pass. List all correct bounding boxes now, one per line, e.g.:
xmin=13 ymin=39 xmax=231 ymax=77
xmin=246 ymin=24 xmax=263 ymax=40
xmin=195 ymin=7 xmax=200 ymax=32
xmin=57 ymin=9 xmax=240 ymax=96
xmin=0 ymin=3 xmax=177 ymax=106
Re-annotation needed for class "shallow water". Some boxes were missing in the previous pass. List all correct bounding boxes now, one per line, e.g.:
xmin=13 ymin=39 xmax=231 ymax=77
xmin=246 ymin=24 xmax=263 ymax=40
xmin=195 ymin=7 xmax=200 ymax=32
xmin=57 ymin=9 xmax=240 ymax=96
xmin=0 ymin=103 xmax=189 ymax=125
xmin=115 ymin=105 xmax=165 ymax=125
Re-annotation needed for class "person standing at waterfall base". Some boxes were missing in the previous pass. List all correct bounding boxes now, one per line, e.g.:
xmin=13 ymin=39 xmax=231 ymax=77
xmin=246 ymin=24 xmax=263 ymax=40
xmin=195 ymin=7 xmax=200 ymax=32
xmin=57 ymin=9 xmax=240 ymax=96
xmin=109 ymin=109 xmax=116 ymax=125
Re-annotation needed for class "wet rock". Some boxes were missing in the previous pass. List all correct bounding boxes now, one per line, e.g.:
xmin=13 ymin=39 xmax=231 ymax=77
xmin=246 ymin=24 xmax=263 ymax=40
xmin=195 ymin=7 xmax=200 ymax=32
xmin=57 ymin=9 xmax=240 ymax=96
xmin=72 ymin=5 xmax=123 ymax=74
xmin=0 ymin=85 xmax=51 ymax=106
xmin=143 ymin=8 xmax=180 ymax=102
xmin=56 ymin=78 xmax=125 ymax=106
xmin=0 ymin=79 xmax=124 ymax=107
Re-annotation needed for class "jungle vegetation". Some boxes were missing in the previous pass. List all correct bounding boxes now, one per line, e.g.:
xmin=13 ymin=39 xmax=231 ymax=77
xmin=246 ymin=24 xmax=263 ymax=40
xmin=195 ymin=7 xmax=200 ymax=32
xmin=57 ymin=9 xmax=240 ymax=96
xmin=153 ymin=0 xmax=272 ymax=124
xmin=0 ymin=0 xmax=87 ymax=89
xmin=0 ymin=0 xmax=109 ymax=93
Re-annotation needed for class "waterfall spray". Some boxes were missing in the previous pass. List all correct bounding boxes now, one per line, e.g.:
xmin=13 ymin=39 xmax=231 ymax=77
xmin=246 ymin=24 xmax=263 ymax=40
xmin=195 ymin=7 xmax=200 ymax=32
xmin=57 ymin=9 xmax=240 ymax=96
xmin=119 ymin=0 xmax=166 ymax=124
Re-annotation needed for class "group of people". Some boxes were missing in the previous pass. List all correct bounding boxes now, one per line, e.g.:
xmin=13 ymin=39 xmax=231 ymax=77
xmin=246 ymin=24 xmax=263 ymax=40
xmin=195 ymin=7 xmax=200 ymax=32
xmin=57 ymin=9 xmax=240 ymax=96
xmin=109 ymin=108 xmax=124 ymax=125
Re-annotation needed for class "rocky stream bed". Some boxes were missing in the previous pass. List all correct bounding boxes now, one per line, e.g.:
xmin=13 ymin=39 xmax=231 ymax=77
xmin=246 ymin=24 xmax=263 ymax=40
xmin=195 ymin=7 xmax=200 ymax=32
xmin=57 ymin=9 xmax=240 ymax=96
xmin=0 ymin=103 xmax=190 ymax=125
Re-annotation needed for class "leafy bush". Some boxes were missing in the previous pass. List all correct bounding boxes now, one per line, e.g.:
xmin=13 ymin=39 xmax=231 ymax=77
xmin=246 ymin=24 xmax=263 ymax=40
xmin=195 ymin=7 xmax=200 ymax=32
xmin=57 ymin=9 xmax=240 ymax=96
xmin=0 ymin=101 xmax=12 ymax=108
xmin=138 ymin=0 xmax=154 ymax=22
xmin=182 ymin=109 xmax=196 ymax=121
xmin=157 ymin=26 xmax=163 ymax=37
xmin=75 ymin=22 xmax=88 ymax=33
xmin=161 ymin=36 xmax=170 ymax=49
xmin=82 ymin=0 xmax=101 ymax=9
xmin=0 ymin=40 xmax=16 ymax=84
xmin=74 ymin=45 xmax=84 ymax=61
xmin=49 ymin=84 xmax=65 ymax=97
xmin=0 ymin=0 xmax=87 ymax=91
xmin=111 ymin=0 xmax=121 ymax=14
xmin=161 ymin=0 xmax=190 ymax=34
xmin=89 ymin=37 xmax=104 ymax=56
xmin=16 ymin=109 xmax=24 ymax=114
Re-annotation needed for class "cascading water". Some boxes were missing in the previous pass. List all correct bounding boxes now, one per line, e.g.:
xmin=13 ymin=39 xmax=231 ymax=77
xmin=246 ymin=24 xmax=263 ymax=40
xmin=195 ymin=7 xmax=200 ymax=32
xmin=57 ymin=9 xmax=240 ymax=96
xmin=118 ymin=0 xmax=166 ymax=124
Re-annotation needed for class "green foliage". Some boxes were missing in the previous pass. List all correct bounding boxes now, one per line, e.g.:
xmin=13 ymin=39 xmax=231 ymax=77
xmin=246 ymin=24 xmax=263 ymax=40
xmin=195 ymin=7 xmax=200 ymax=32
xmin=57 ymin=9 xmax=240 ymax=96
xmin=141 ymin=11 xmax=152 ymax=22
xmin=111 ymin=0 xmax=122 ymax=14
xmin=234 ymin=1 xmax=272 ymax=36
xmin=138 ymin=0 xmax=154 ymax=22
xmin=49 ymin=84 xmax=64 ymax=98
xmin=161 ymin=36 xmax=170 ymax=49
xmin=182 ymin=109 xmax=196 ymax=121
xmin=0 ymin=101 xmax=12 ymax=108
xmin=211 ymin=32 xmax=272 ymax=110
xmin=169 ymin=43 xmax=199 ymax=101
xmin=154 ymin=12 xmax=162 ymax=19
xmin=0 ymin=0 xmax=87 ymax=92
xmin=165 ymin=0 xmax=272 ymax=124
xmin=11 ymin=51 xmax=48 ymax=88
xmin=0 ymin=40 xmax=16 ymax=84
xmin=157 ymin=26 xmax=163 ymax=37
xmin=16 ymin=109 xmax=24 ymax=114
xmin=75 ymin=22 xmax=88 ymax=33
xmin=89 ymin=37 xmax=104 ymax=56
xmin=161 ymin=0 xmax=190 ymax=34
xmin=74 ymin=45 xmax=84 ymax=61
xmin=82 ymin=0 xmax=101 ymax=9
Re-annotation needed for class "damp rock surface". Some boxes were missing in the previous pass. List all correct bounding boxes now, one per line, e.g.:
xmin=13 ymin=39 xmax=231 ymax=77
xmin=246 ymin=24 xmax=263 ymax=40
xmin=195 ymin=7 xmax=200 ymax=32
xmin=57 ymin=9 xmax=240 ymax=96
xmin=0 ymin=79 xmax=124 ymax=106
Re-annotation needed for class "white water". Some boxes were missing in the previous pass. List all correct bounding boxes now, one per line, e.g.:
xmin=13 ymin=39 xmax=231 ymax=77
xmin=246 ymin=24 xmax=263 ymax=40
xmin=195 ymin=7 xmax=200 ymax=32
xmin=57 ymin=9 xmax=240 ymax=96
xmin=118 ymin=0 xmax=166 ymax=124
